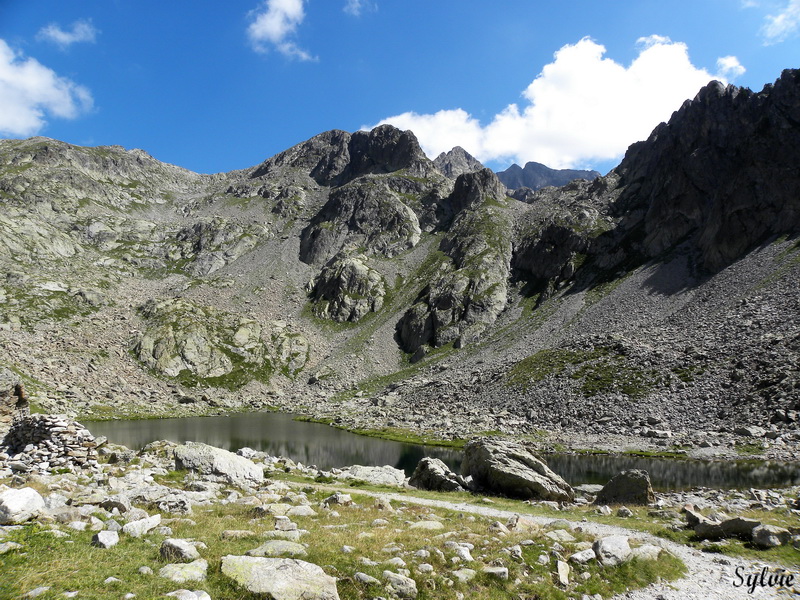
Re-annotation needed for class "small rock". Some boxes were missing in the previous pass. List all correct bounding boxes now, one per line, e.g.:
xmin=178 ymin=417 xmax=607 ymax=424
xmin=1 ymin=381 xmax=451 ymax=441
xmin=159 ymin=559 xmax=209 ymax=584
xmin=161 ymin=539 xmax=201 ymax=562
xmin=92 ymin=530 xmax=120 ymax=549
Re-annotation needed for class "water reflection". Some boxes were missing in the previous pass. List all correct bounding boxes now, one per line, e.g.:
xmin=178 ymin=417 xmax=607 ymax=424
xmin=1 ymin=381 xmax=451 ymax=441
xmin=86 ymin=412 xmax=461 ymax=476
xmin=86 ymin=412 xmax=800 ymax=490
xmin=545 ymin=453 xmax=800 ymax=491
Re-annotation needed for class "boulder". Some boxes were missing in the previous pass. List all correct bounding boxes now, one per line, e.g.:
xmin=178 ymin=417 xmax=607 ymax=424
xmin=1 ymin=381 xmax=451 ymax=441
xmin=752 ymin=524 xmax=791 ymax=548
xmin=382 ymin=570 xmax=418 ymax=599
xmin=408 ymin=457 xmax=467 ymax=492
xmin=592 ymin=535 xmax=631 ymax=566
xmin=122 ymin=513 xmax=161 ymax=538
xmin=720 ymin=517 xmax=761 ymax=539
xmin=0 ymin=487 xmax=45 ymax=524
xmin=159 ymin=559 xmax=208 ymax=584
xmin=337 ymin=465 xmax=406 ymax=487
xmin=161 ymin=538 xmax=202 ymax=562
xmin=221 ymin=556 xmax=339 ymax=600
xmin=174 ymin=442 xmax=263 ymax=489
xmin=246 ymin=540 xmax=308 ymax=558
xmin=694 ymin=520 xmax=726 ymax=541
xmin=460 ymin=438 xmax=574 ymax=502
xmin=595 ymin=470 xmax=655 ymax=506
xmin=91 ymin=530 xmax=119 ymax=549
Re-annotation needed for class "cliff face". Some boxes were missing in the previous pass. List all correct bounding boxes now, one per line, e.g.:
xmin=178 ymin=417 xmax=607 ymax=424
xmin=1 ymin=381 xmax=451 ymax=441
xmin=612 ymin=70 xmax=800 ymax=271
xmin=0 ymin=71 xmax=798 ymax=443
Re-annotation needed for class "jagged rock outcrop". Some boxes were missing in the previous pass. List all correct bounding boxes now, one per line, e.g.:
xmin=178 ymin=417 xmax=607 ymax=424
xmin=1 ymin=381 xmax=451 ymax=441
xmin=250 ymin=124 xmax=437 ymax=188
xmin=496 ymin=161 xmax=600 ymax=191
xmin=433 ymin=146 xmax=485 ymax=180
xmin=299 ymin=179 xmax=421 ymax=265
xmin=307 ymin=253 xmax=386 ymax=322
xmin=612 ymin=70 xmax=800 ymax=271
xmin=460 ymin=438 xmax=574 ymax=502
xmin=169 ymin=218 xmax=266 ymax=276
xmin=397 ymin=169 xmax=512 ymax=353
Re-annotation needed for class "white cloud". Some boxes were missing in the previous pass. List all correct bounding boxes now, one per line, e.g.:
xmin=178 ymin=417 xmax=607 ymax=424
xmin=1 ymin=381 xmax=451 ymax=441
xmin=0 ymin=39 xmax=93 ymax=137
xmin=372 ymin=37 xmax=741 ymax=170
xmin=716 ymin=55 xmax=746 ymax=79
xmin=761 ymin=0 xmax=800 ymax=44
xmin=344 ymin=0 xmax=376 ymax=16
xmin=36 ymin=19 xmax=98 ymax=49
xmin=247 ymin=0 xmax=315 ymax=61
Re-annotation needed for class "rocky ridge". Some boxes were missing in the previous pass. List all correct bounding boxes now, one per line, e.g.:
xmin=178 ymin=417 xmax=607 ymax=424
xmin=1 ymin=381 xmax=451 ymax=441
xmin=0 ymin=71 xmax=798 ymax=458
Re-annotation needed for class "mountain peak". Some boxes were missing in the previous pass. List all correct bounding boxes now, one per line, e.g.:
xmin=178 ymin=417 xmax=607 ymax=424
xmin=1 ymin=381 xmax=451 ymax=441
xmin=433 ymin=146 xmax=485 ymax=180
xmin=496 ymin=161 xmax=600 ymax=191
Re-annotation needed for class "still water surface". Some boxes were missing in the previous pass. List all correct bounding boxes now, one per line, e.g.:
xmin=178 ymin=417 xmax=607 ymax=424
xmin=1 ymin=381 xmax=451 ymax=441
xmin=87 ymin=412 xmax=800 ymax=491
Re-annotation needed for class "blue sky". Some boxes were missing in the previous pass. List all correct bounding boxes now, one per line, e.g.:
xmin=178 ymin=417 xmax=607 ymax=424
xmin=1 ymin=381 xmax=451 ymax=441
xmin=0 ymin=1 xmax=798 ymax=175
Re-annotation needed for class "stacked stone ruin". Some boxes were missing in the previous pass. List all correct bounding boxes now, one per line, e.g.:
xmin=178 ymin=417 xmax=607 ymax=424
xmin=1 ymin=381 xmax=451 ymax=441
xmin=0 ymin=414 xmax=99 ymax=475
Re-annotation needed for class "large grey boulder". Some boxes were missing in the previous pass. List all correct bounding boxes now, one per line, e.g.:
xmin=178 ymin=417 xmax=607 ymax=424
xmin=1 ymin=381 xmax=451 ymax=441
xmin=594 ymin=470 xmax=655 ymax=506
xmin=409 ymin=457 xmax=467 ymax=492
xmin=221 ymin=556 xmax=339 ymax=600
xmin=752 ymin=524 xmax=792 ymax=548
xmin=0 ymin=487 xmax=45 ymax=524
xmin=174 ymin=442 xmax=263 ymax=488
xmin=337 ymin=465 xmax=406 ymax=487
xmin=460 ymin=438 xmax=574 ymax=502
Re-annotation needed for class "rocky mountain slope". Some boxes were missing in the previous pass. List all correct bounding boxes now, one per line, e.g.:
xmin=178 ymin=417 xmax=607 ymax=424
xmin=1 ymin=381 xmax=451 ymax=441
xmin=0 ymin=71 xmax=798 ymax=456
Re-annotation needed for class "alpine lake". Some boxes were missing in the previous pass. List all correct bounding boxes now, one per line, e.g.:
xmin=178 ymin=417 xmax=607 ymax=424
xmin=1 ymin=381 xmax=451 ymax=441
xmin=87 ymin=411 xmax=800 ymax=492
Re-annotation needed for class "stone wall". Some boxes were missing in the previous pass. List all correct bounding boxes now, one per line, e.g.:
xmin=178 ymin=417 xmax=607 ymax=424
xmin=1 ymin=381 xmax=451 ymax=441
xmin=0 ymin=414 xmax=98 ymax=475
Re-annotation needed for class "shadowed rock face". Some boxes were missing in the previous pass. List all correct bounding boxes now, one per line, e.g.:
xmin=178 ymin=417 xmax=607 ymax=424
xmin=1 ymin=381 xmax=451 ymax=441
xmin=613 ymin=70 xmax=800 ymax=271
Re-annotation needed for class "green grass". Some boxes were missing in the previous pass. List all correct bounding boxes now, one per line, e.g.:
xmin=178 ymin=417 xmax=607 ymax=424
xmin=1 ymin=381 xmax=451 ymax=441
xmin=0 ymin=483 xmax=690 ymax=600
xmin=506 ymin=346 xmax=663 ymax=398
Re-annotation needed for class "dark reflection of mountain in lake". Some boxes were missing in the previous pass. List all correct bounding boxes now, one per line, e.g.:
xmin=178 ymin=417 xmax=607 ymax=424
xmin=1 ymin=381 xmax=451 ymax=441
xmin=543 ymin=453 xmax=800 ymax=491
xmin=86 ymin=412 xmax=800 ymax=489
xmin=86 ymin=412 xmax=462 ymax=475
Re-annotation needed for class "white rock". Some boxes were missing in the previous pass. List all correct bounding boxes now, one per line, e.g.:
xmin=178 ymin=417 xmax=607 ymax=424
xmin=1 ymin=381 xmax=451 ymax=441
xmin=221 ymin=556 xmax=340 ymax=599
xmin=569 ymin=548 xmax=596 ymax=564
xmin=0 ymin=488 xmax=45 ymax=525
xmin=592 ymin=535 xmax=631 ymax=566
xmin=122 ymin=514 xmax=161 ymax=538
xmin=174 ymin=442 xmax=263 ymax=489
xmin=92 ymin=530 xmax=120 ymax=549
xmin=159 ymin=559 xmax=209 ymax=584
